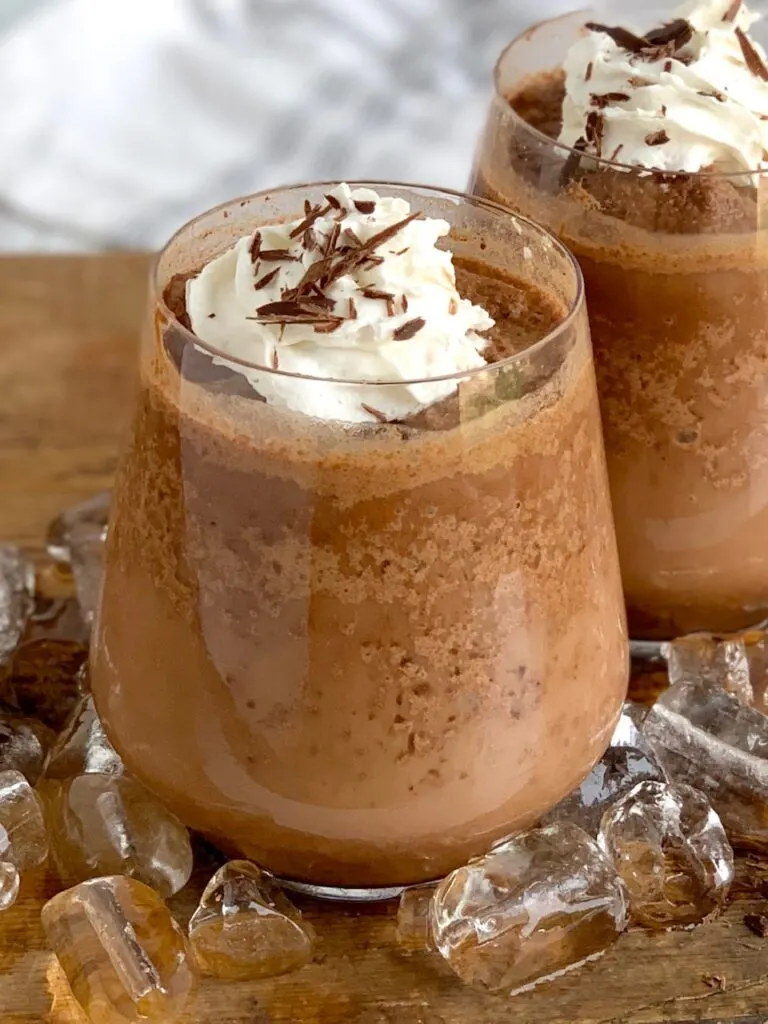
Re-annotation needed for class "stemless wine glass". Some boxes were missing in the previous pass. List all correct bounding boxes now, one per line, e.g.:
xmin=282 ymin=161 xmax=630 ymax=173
xmin=91 ymin=182 xmax=628 ymax=900
xmin=471 ymin=7 xmax=768 ymax=643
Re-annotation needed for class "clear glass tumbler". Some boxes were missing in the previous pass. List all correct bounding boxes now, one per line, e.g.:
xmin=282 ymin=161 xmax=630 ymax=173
xmin=91 ymin=182 xmax=628 ymax=899
xmin=471 ymin=8 xmax=768 ymax=641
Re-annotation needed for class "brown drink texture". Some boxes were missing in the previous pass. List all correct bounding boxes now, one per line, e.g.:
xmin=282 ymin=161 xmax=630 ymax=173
xmin=91 ymin=184 xmax=627 ymax=891
xmin=472 ymin=6 xmax=768 ymax=639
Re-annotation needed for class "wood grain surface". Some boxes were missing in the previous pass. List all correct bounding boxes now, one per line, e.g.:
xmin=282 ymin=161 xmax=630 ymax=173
xmin=2 ymin=254 xmax=768 ymax=1024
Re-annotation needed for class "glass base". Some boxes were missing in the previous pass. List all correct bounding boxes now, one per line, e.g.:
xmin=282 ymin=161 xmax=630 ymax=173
xmin=279 ymin=880 xmax=406 ymax=903
xmin=630 ymin=638 xmax=665 ymax=665
xmin=631 ymin=615 xmax=768 ymax=666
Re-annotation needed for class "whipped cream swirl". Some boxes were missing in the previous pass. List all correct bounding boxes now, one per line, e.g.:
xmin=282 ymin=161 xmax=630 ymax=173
xmin=186 ymin=184 xmax=494 ymax=423
xmin=559 ymin=0 xmax=768 ymax=174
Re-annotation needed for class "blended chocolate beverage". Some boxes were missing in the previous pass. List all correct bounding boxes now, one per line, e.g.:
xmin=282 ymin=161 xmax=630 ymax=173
xmin=473 ymin=0 xmax=768 ymax=639
xmin=91 ymin=183 xmax=628 ymax=893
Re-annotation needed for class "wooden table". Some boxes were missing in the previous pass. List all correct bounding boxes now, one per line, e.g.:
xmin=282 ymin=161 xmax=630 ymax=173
xmin=2 ymin=254 xmax=768 ymax=1024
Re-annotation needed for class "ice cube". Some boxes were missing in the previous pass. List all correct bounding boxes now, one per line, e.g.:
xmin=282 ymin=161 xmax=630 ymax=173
xmin=0 ymin=768 xmax=48 ymax=870
xmin=644 ymin=679 xmax=768 ymax=852
xmin=188 ymin=860 xmax=315 ymax=979
xmin=46 ymin=493 xmax=110 ymax=623
xmin=0 ymin=862 xmax=19 ymax=911
xmin=43 ymin=696 xmax=123 ymax=780
xmin=430 ymin=822 xmax=628 ymax=993
xmin=46 ymin=492 xmax=110 ymax=564
xmin=0 ymin=545 xmax=35 ymax=669
xmin=662 ymin=633 xmax=752 ymax=705
xmin=41 ymin=773 xmax=192 ymax=898
xmin=396 ymin=883 xmax=438 ymax=952
xmin=542 ymin=710 xmax=667 ymax=837
xmin=42 ymin=875 xmax=196 ymax=1024
xmin=598 ymin=780 xmax=733 ymax=929
xmin=0 ymin=714 xmax=55 ymax=783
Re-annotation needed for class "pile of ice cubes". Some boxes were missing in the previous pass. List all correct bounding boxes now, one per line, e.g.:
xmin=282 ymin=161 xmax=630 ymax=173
xmin=3 ymin=493 xmax=768 ymax=1019
xmin=398 ymin=631 xmax=768 ymax=994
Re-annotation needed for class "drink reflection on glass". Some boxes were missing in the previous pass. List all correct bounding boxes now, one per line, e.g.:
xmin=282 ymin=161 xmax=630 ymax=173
xmin=471 ymin=1 xmax=768 ymax=640
xmin=91 ymin=181 xmax=628 ymax=898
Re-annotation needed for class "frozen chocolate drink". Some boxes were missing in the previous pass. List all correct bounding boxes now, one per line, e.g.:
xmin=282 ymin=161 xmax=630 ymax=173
xmin=473 ymin=0 xmax=768 ymax=639
xmin=91 ymin=182 xmax=628 ymax=894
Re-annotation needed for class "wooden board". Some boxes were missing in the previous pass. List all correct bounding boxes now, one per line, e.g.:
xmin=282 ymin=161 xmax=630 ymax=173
xmin=2 ymin=253 xmax=768 ymax=1024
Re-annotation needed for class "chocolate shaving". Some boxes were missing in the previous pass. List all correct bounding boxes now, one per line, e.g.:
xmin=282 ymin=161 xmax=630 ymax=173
xmin=300 ymin=300 xmax=337 ymax=316
xmin=609 ymin=143 xmax=625 ymax=161
xmin=661 ymin=104 xmax=668 ymax=115
xmin=207 ymin=312 xmax=216 ymax=318
xmin=323 ymin=221 xmax=342 ymax=260
xmin=645 ymin=18 xmax=693 ymax=49
xmin=313 ymin=319 xmax=344 ymax=333
xmin=361 ymin=403 xmax=389 ymax=423
xmin=393 ymin=317 xmax=426 ymax=341
xmin=698 ymin=89 xmax=726 ymax=101
xmin=736 ymin=27 xmax=768 ymax=81
xmin=289 ymin=202 xmax=330 ymax=239
xmin=585 ymin=110 xmax=605 ymax=157
xmin=249 ymin=299 xmax=340 ymax=326
xmin=259 ymin=248 xmax=295 ymax=262
xmin=353 ymin=199 xmax=376 ymax=214
xmin=393 ymin=247 xmax=409 ymax=256
xmin=361 ymin=288 xmax=395 ymax=301
xmin=645 ymin=129 xmax=671 ymax=146
xmin=348 ymin=297 xmax=357 ymax=319
xmin=271 ymin=349 xmax=279 ymax=369
xmin=402 ymin=295 xmax=409 ymax=313
xmin=253 ymin=267 xmax=280 ymax=291
xmin=448 ymin=297 xmax=459 ymax=315
xmin=590 ymin=92 xmax=631 ymax=108
xmin=585 ymin=61 xmax=594 ymax=81
xmin=585 ymin=22 xmax=649 ymax=53
xmin=587 ymin=16 xmax=692 ymax=64
xmin=251 ymin=208 xmax=423 ymax=329
xmin=560 ymin=136 xmax=588 ymax=189
xmin=249 ymin=231 xmax=262 ymax=263
xmin=324 ymin=193 xmax=342 ymax=210
xmin=664 ymin=59 xmax=673 ymax=72
xmin=304 ymin=290 xmax=335 ymax=310
xmin=723 ymin=0 xmax=743 ymax=23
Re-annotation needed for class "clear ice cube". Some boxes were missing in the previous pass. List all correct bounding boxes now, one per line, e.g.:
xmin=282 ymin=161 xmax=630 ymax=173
xmin=0 ymin=545 xmax=35 ymax=669
xmin=396 ymin=883 xmax=438 ymax=952
xmin=43 ymin=696 xmax=123 ymax=780
xmin=644 ymin=679 xmax=768 ymax=852
xmin=430 ymin=822 xmax=628 ymax=993
xmin=41 ymin=773 xmax=192 ymax=898
xmin=42 ymin=875 xmax=196 ymax=1024
xmin=598 ymin=780 xmax=734 ymax=929
xmin=662 ymin=633 xmax=752 ymax=705
xmin=0 ymin=768 xmax=49 ymax=872
xmin=46 ymin=493 xmax=110 ymax=623
xmin=0 ymin=713 xmax=55 ymax=783
xmin=0 ymin=862 xmax=19 ymax=911
xmin=0 ymin=769 xmax=48 ymax=909
xmin=188 ymin=860 xmax=315 ymax=979
xmin=542 ymin=708 xmax=667 ymax=837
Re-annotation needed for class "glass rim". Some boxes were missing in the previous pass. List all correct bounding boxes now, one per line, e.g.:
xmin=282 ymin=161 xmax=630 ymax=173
xmin=494 ymin=8 xmax=768 ymax=183
xmin=153 ymin=179 xmax=585 ymax=389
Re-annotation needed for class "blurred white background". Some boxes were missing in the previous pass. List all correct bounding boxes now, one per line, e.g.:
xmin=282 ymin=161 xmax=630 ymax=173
xmin=0 ymin=0 xmax=577 ymax=252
